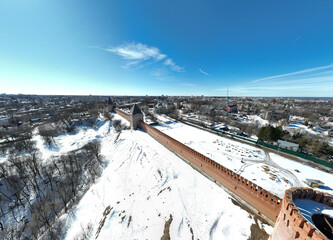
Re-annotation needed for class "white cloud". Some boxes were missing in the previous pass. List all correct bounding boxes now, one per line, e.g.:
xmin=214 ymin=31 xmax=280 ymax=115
xmin=106 ymin=42 xmax=166 ymax=61
xmin=215 ymin=64 xmax=333 ymax=97
xmin=106 ymin=42 xmax=184 ymax=72
xmin=164 ymin=58 xmax=184 ymax=72
xmin=251 ymin=64 xmax=333 ymax=83
xmin=199 ymin=68 xmax=209 ymax=76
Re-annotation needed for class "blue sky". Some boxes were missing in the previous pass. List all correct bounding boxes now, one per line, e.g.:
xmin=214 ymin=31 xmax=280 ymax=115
xmin=0 ymin=0 xmax=333 ymax=97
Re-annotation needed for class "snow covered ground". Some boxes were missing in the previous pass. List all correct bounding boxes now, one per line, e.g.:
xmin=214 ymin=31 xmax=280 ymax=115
xmin=154 ymin=113 xmax=174 ymax=123
xmin=245 ymin=115 xmax=269 ymax=127
xmin=59 ymin=115 xmax=273 ymax=239
xmin=3 ymin=112 xmax=331 ymax=239
xmin=0 ymin=115 xmax=129 ymax=164
xmin=153 ymin=121 xmax=333 ymax=198
xmin=0 ymin=113 xmax=273 ymax=239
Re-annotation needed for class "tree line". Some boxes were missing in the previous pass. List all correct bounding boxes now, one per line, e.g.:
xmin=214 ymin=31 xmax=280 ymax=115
xmin=257 ymin=125 xmax=333 ymax=160
xmin=0 ymin=141 xmax=104 ymax=239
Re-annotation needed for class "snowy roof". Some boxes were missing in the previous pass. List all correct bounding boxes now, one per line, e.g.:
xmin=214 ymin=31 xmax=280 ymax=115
xmin=277 ymin=139 xmax=299 ymax=148
xmin=304 ymin=179 xmax=325 ymax=185
xmin=130 ymin=104 xmax=142 ymax=115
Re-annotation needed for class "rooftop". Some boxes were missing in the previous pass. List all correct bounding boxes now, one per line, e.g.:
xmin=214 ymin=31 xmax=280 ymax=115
xmin=107 ymin=97 xmax=113 ymax=104
xmin=130 ymin=104 xmax=143 ymax=115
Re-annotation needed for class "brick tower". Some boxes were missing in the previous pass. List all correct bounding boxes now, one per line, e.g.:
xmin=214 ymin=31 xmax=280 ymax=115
xmin=107 ymin=97 xmax=114 ymax=112
xmin=270 ymin=187 xmax=333 ymax=240
xmin=129 ymin=104 xmax=143 ymax=130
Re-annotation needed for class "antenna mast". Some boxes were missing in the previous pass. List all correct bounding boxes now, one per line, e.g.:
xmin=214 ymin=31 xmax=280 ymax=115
xmin=227 ymin=84 xmax=229 ymax=105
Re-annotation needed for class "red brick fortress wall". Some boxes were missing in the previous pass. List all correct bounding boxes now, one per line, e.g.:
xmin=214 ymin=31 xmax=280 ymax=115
xmin=114 ymin=109 xmax=331 ymax=238
xmin=270 ymin=188 xmax=332 ymax=240
xmin=139 ymin=121 xmax=282 ymax=223
xmin=114 ymin=109 xmax=281 ymax=223
xmin=115 ymin=109 xmax=130 ymax=122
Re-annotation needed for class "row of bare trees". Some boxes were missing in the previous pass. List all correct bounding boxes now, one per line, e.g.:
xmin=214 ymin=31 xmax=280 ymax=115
xmin=0 ymin=131 xmax=36 ymax=157
xmin=0 ymin=141 xmax=104 ymax=239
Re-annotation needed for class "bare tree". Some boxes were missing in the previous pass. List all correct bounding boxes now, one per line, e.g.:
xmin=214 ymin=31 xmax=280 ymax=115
xmin=113 ymin=119 xmax=122 ymax=132
xmin=103 ymin=111 xmax=114 ymax=121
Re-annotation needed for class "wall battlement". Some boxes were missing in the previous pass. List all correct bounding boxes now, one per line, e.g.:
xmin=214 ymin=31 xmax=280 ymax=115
xmin=115 ymin=109 xmax=130 ymax=121
xmin=114 ymin=109 xmax=330 ymax=239
xmin=139 ymin=121 xmax=281 ymax=223
xmin=270 ymin=188 xmax=332 ymax=240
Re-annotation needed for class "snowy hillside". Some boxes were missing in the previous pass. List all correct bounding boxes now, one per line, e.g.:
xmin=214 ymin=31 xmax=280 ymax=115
xmin=4 ymin=114 xmax=331 ymax=239
xmin=0 ymin=114 xmax=273 ymax=239
xmin=63 ymin=117 xmax=272 ymax=239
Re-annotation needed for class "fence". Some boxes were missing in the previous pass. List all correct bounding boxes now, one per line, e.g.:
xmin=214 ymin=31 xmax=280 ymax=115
xmin=181 ymin=119 xmax=333 ymax=170
xmin=257 ymin=141 xmax=333 ymax=169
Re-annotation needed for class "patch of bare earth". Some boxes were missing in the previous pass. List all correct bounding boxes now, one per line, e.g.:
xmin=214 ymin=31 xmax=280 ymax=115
xmin=161 ymin=214 xmax=173 ymax=240
xmin=127 ymin=215 xmax=132 ymax=228
xmin=230 ymin=199 xmax=270 ymax=240
xmin=247 ymin=217 xmax=269 ymax=240
xmin=95 ymin=205 xmax=112 ymax=239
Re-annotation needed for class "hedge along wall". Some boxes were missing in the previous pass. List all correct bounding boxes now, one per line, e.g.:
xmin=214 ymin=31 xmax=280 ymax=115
xmin=139 ymin=121 xmax=282 ymax=223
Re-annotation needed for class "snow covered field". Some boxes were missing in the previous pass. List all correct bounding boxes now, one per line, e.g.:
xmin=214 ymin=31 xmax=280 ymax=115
xmin=62 ymin=116 xmax=273 ymax=239
xmin=154 ymin=113 xmax=174 ymax=123
xmin=153 ymin=121 xmax=333 ymax=198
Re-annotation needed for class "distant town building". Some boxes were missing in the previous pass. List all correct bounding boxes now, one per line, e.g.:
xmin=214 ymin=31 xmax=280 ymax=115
xmin=162 ymin=101 xmax=175 ymax=110
xmin=277 ymin=140 xmax=299 ymax=151
xmin=320 ymin=116 xmax=333 ymax=122
xmin=0 ymin=118 xmax=9 ymax=125
xmin=183 ymin=102 xmax=193 ymax=110
xmin=277 ymin=119 xmax=288 ymax=126
xmin=173 ymin=101 xmax=181 ymax=109
xmin=226 ymin=105 xmax=238 ymax=113
xmin=264 ymin=110 xmax=289 ymax=121
xmin=313 ymin=125 xmax=324 ymax=133
xmin=29 ymin=118 xmax=42 ymax=124
xmin=238 ymin=104 xmax=250 ymax=111
xmin=153 ymin=101 xmax=175 ymax=113
xmin=304 ymin=179 xmax=325 ymax=188
xmin=153 ymin=102 xmax=164 ymax=113
xmin=215 ymin=124 xmax=229 ymax=132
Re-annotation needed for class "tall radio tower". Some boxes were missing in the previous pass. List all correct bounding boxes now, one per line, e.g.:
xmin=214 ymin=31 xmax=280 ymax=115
xmin=227 ymin=84 xmax=229 ymax=105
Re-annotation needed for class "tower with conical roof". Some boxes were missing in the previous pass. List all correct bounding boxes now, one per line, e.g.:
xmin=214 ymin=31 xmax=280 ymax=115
xmin=129 ymin=104 xmax=143 ymax=130
xmin=107 ymin=97 xmax=114 ymax=112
